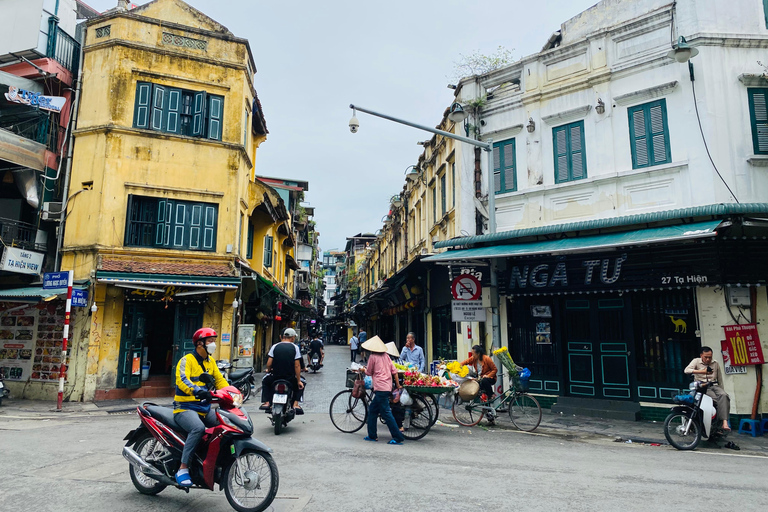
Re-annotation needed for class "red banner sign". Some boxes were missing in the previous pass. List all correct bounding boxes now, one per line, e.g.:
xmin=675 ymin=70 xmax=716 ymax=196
xmin=722 ymin=324 xmax=764 ymax=366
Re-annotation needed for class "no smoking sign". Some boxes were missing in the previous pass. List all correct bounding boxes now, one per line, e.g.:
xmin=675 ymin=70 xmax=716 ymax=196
xmin=451 ymin=274 xmax=482 ymax=300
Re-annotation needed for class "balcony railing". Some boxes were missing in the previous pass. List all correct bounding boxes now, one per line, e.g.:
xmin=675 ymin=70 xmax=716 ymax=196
xmin=0 ymin=218 xmax=42 ymax=251
xmin=47 ymin=18 xmax=80 ymax=77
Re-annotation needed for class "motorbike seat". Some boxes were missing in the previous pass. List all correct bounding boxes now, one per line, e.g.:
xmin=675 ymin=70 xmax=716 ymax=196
xmin=145 ymin=405 xmax=182 ymax=431
xmin=229 ymin=368 xmax=251 ymax=381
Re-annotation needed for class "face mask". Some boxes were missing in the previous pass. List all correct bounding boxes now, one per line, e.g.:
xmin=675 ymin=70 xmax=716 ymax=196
xmin=206 ymin=342 xmax=216 ymax=355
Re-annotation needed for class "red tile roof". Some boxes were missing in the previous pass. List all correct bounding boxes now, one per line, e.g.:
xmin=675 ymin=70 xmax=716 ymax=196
xmin=101 ymin=258 xmax=235 ymax=277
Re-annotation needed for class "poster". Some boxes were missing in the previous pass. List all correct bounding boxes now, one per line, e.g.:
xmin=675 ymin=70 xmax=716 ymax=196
xmin=720 ymin=340 xmax=747 ymax=375
xmin=535 ymin=322 xmax=551 ymax=345
xmin=0 ymin=302 xmax=67 ymax=382
xmin=723 ymin=324 xmax=764 ymax=366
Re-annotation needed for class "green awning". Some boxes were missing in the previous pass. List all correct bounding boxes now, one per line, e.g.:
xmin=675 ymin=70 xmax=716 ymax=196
xmin=0 ymin=284 xmax=88 ymax=302
xmin=96 ymin=271 xmax=240 ymax=288
xmin=424 ymin=220 xmax=722 ymax=262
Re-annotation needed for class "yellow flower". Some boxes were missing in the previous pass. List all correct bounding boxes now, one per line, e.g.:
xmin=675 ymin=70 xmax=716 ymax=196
xmin=493 ymin=347 xmax=509 ymax=355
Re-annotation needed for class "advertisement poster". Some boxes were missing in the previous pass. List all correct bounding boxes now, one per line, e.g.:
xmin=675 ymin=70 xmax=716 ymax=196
xmin=0 ymin=302 xmax=67 ymax=382
xmin=535 ymin=322 xmax=551 ymax=345
xmin=720 ymin=340 xmax=748 ymax=375
xmin=723 ymin=324 xmax=764 ymax=366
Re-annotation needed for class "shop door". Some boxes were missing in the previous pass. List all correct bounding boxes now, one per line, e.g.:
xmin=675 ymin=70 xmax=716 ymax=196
xmin=171 ymin=304 xmax=205 ymax=372
xmin=563 ymin=298 xmax=634 ymax=400
xmin=118 ymin=304 xmax=147 ymax=389
xmin=432 ymin=304 xmax=456 ymax=360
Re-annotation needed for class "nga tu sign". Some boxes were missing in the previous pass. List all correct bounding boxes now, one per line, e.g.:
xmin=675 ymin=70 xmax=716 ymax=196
xmin=508 ymin=254 xmax=627 ymax=291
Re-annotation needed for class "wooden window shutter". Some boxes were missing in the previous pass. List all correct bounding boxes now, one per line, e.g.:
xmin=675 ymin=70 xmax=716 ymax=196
xmin=165 ymin=88 xmax=182 ymax=134
xmin=133 ymin=83 xmax=152 ymax=129
xmin=569 ymin=123 xmax=586 ymax=180
xmin=151 ymin=85 xmax=166 ymax=131
xmin=246 ymin=223 xmax=254 ymax=259
xmin=648 ymin=103 xmax=669 ymax=164
xmin=124 ymin=194 xmax=135 ymax=245
xmin=630 ymin=107 xmax=648 ymax=168
xmin=189 ymin=204 xmax=202 ymax=249
xmin=203 ymin=206 xmax=216 ymax=250
xmin=748 ymin=88 xmax=768 ymax=154
xmin=264 ymin=235 xmax=273 ymax=268
xmin=208 ymin=95 xmax=224 ymax=140
xmin=553 ymin=126 xmax=569 ymax=183
xmin=502 ymin=140 xmax=516 ymax=192
xmin=492 ymin=145 xmax=501 ymax=193
xmin=192 ymin=91 xmax=207 ymax=137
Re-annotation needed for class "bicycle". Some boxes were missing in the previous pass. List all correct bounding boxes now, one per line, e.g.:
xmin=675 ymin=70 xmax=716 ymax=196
xmin=329 ymin=383 xmax=434 ymax=440
xmin=451 ymin=378 xmax=542 ymax=431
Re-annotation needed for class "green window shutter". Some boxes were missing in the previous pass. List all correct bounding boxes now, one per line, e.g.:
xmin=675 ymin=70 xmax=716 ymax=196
xmin=189 ymin=204 xmax=202 ymax=249
xmin=172 ymin=203 xmax=186 ymax=248
xmin=554 ymin=122 xmax=586 ymax=183
xmin=208 ymin=95 xmax=224 ymax=140
xmin=124 ymin=194 xmax=135 ymax=245
xmin=133 ymin=82 xmax=152 ymax=129
xmin=203 ymin=206 xmax=217 ymax=250
xmin=165 ymin=88 xmax=182 ymax=134
xmin=440 ymin=174 xmax=446 ymax=215
xmin=629 ymin=106 xmax=649 ymax=168
xmin=494 ymin=139 xmax=517 ymax=193
xmin=748 ymin=88 xmax=768 ymax=154
xmin=629 ymin=100 xmax=670 ymax=168
xmin=264 ymin=236 xmax=273 ymax=268
xmin=451 ymin=162 xmax=456 ymax=207
xmin=648 ymin=102 xmax=670 ymax=164
xmin=192 ymin=91 xmax=207 ymax=136
xmin=246 ymin=223 xmax=254 ymax=259
xmin=570 ymin=123 xmax=586 ymax=180
xmin=492 ymin=145 xmax=502 ymax=193
xmin=553 ymin=126 xmax=569 ymax=183
xmin=155 ymin=199 xmax=167 ymax=246
xmin=151 ymin=85 xmax=166 ymax=131
xmin=431 ymin=186 xmax=437 ymax=224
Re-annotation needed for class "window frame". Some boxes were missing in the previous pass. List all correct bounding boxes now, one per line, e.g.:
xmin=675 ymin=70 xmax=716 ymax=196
xmin=553 ymin=121 xmax=587 ymax=184
xmin=627 ymin=99 xmax=671 ymax=169
xmin=493 ymin=138 xmax=517 ymax=194
xmin=124 ymin=195 xmax=218 ymax=252
xmin=748 ymin=88 xmax=768 ymax=155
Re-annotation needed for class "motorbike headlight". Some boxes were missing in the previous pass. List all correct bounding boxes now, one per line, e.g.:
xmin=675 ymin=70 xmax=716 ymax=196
xmin=229 ymin=391 xmax=244 ymax=408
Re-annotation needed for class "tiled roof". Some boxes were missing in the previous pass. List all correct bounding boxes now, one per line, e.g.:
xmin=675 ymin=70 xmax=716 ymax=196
xmin=101 ymin=258 xmax=235 ymax=277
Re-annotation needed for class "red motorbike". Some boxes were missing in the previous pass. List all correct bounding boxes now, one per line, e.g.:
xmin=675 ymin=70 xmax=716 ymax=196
xmin=122 ymin=374 xmax=278 ymax=512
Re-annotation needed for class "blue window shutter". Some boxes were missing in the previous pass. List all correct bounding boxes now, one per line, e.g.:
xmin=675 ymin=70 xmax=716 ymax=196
xmin=151 ymin=85 xmax=166 ymax=131
xmin=570 ymin=122 xmax=586 ymax=180
xmin=492 ymin=145 xmax=501 ymax=193
xmin=166 ymin=88 xmax=182 ymax=134
xmin=133 ymin=82 xmax=152 ymax=129
xmin=192 ymin=91 xmax=207 ymax=137
xmin=553 ymin=126 xmax=569 ymax=183
xmin=208 ymin=95 xmax=223 ymax=140
xmin=748 ymin=88 xmax=768 ymax=155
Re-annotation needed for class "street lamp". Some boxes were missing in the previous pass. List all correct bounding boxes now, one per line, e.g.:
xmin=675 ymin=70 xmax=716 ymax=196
xmin=666 ymin=36 xmax=698 ymax=63
xmin=347 ymin=103 xmax=502 ymax=362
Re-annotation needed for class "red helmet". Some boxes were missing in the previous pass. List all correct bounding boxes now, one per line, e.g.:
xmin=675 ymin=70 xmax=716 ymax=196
xmin=192 ymin=327 xmax=217 ymax=343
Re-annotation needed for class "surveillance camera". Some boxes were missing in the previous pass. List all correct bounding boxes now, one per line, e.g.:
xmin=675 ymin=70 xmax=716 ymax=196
xmin=349 ymin=115 xmax=359 ymax=133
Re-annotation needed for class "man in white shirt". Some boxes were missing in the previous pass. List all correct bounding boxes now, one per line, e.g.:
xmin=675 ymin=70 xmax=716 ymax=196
xmin=684 ymin=346 xmax=730 ymax=431
xmin=349 ymin=330 xmax=360 ymax=363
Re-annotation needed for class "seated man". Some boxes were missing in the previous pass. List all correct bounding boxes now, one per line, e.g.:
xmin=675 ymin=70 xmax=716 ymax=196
xmin=308 ymin=334 xmax=324 ymax=366
xmin=684 ymin=346 xmax=731 ymax=431
xmin=260 ymin=328 xmax=306 ymax=415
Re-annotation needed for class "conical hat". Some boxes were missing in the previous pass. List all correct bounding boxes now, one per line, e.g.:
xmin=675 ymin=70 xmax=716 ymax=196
xmin=361 ymin=335 xmax=387 ymax=353
xmin=385 ymin=342 xmax=400 ymax=358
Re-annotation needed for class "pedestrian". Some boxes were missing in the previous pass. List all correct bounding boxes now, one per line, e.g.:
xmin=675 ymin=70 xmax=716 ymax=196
xmin=399 ymin=332 xmax=425 ymax=372
xmin=358 ymin=329 xmax=368 ymax=363
xmin=362 ymin=336 xmax=405 ymax=445
xmin=349 ymin=330 xmax=360 ymax=363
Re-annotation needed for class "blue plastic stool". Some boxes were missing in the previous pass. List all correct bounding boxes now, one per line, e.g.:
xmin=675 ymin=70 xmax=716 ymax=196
xmin=738 ymin=419 xmax=763 ymax=437
xmin=761 ymin=418 xmax=768 ymax=434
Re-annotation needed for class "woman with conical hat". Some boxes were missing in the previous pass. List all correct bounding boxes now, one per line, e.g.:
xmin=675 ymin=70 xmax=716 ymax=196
xmin=362 ymin=336 xmax=405 ymax=444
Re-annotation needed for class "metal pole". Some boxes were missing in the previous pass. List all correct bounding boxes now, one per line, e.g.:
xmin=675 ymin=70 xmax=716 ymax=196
xmin=56 ymin=270 xmax=73 ymax=410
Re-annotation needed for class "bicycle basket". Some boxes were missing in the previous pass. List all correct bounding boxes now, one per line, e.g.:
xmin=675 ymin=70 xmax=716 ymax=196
xmin=518 ymin=368 xmax=531 ymax=391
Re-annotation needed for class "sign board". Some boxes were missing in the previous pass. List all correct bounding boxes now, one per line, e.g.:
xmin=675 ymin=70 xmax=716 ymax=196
xmin=451 ymin=300 xmax=486 ymax=322
xmin=721 ymin=340 xmax=748 ymax=375
xmin=235 ymin=325 xmax=254 ymax=367
xmin=43 ymin=272 xmax=69 ymax=289
xmin=722 ymin=324 xmax=764 ymax=366
xmin=0 ymin=247 xmax=44 ymax=275
xmin=221 ymin=333 xmax=231 ymax=345
xmin=71 ymin=289 xmax=88 ymax=308
xmin=5 ymin=86 xmax=66 ymax=113
xmin=451 ymin=274 xmax=482 ymax=301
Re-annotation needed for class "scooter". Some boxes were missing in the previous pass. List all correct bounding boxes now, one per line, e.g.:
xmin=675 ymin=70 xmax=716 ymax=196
xmin=269 ymin=379 xmax=295 ymax=436
xmin=663 ymin=381 xmax=732 ymax=450
xmin=0 ymin=371 xmax=9 ymax=405
xmin=122 ymin=373 xmax=278 ymax=512
xmin=217 ymin=359 xmax=256 ymax=403
xmin=308 ymin=353 xmax=322 ymax=373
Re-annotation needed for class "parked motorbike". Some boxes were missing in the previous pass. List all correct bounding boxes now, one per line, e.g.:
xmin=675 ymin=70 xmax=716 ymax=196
xmin=122 ymin=374 xmax=278 ymax=512
xmin=664 ymin=381 xmax=729 ymax=450
xmin=217 ymin=359 xmax=256 ymax=403
xmin=269 ymin=379 xmax=295 ymax=435
xmin=308 ymin=354 xmax=322 ymax=373
xmin=299 ymin=339 xmax=309 ymax=355
xmin=0 ymin=371 xmax=9 ymax=405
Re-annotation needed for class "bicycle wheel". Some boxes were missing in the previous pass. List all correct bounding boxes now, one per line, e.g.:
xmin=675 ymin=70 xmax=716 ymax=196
xmin=329 ymin=390 xmax=367 ymax=433
xmin=425 ymin=393 xmax=439 ymax=426
xmin=508 ymin=393 xmax=542 ymax=432
xmin=452 ymin=396 xmax=482 ymax=427
xmin=401 ymin=395 xmax=432 ymax=440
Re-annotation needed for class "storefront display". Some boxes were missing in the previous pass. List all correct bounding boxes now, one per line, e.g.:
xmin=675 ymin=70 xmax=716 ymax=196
xmin=0 ymin=302 xmax=66 ymax=382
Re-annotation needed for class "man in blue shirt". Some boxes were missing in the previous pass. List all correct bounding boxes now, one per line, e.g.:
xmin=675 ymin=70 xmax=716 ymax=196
xmin=400 ymin=332 xmax=425 ymax=372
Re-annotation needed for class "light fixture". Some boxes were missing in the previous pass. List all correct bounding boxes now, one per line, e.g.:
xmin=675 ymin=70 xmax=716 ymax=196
xmin=447 ymin=102 xmax=469 ymax=123
xmin=666 ymin=36 xmax=699 ymax=63
xmin=526 ymin=117 xmax=536 ymax=133
xmin=404 ymin=165 xmax=426 ymax=185
xmin=595 ymin=98 xmax=605 ymax=115
xmin=90 ymin=303 xmax=98 ymax=313
xmin=232 ymin=298 xmax=239 ymax=309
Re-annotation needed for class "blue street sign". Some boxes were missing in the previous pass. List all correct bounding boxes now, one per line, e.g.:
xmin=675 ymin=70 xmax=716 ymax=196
xmin=72 ymin=289 xmax=88 ymax=308
xmin=43 ymin=271 xmax=69 ymax=289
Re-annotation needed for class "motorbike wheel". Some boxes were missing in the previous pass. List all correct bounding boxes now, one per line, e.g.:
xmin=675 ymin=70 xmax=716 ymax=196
xmin=128 ymin=433 xmax=168 ymax=495
xmin=223 ymin=450 xmax=279 ymax=512
xmin=239 ymin=383 xmax=252 ymax=403
xmin=273 ymin=408 xmax=283 ymax=436
xmin=664 ymin=411 xmax=702 ymax=450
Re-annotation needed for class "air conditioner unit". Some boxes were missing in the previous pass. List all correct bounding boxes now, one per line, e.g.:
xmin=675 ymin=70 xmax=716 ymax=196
xmin=42 ymin=202 xmax=64 ymax=221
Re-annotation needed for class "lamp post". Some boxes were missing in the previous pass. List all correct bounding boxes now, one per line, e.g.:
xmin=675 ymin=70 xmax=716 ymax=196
xmin=348 ymin=103 xmax=502 ymax=366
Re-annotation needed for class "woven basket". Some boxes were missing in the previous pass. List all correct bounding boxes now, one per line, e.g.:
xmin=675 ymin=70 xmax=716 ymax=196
xmin=458 ymin=380 xmax=480 ymax=401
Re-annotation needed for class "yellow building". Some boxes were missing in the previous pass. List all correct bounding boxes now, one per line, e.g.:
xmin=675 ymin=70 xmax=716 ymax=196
xmin=60 ymin=0 xmax=283 ymax=401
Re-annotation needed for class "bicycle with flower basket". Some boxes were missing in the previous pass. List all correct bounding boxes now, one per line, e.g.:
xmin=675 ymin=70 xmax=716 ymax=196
xmin=451 ymin=347 xmax=542 ymax=431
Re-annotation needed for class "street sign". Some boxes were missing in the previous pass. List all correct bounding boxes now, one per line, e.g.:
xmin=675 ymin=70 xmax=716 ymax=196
xmin=451 ymin=273 xmax=482 ymax=301
xmin=451 ymin=300 xmax=486 ymax=322
xmin=44 ymin=272 xmax=69 ymax=289
xmin=71 ymin=289 xmax=88 ymax=307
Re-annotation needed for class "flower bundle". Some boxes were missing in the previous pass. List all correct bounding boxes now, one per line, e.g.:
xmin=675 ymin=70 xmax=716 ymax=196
xmin=445 ymin=361 xmax=469 ymax=377
xmin=493 ymin=346 xmax=518 ymax=375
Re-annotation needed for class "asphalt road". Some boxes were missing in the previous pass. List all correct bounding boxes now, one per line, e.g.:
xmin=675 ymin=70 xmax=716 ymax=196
xmin=1 ymin=345 xmax=766 ymax=512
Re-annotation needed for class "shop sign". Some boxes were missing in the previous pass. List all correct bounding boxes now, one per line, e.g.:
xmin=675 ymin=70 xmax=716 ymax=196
xmin=0 ymin=247 xmax=44 ymax=275
xmin=508 ymin=254 xmax=627 ymax=291
xmin=451 ymin=300 xmax=486 ymax=322
xmin=4 ymin=86 xmax=66 ymax=113
xmin=43 ymin=272 xmax=69 ymax=289
xmin=722 ymin=324 xmax=764 ymax=366
xmin=451 ymin=273 xmax=482 ymax=300
xmin=129 ymin=286 xmax=190 ymax=300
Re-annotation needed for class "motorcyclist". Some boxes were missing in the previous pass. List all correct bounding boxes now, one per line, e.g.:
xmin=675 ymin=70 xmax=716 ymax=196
xmin=259 ymin=328 xmax=306 ymax=415
xmin=173 ymin=327 xmax=228 ymax=487
xmin=308 ymin=333 xmax=324 ymax=367
xmin=684 ymin=346 xmax=731 ymax=431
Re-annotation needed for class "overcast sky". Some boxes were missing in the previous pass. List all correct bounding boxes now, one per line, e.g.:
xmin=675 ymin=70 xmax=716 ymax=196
xmin=84 ymin=0 xmax=598 ymax=252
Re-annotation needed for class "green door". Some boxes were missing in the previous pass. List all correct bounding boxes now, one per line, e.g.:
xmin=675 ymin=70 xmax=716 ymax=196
xmin=171 ymin=304 xmax=205 ymax=373
xmin=118 ymin=304 xmax=147 ymax=389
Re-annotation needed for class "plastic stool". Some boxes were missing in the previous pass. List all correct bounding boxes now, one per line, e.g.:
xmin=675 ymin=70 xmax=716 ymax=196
xmin=761 ymin=418 xmax=768 ymax=434
xmin=738 ymin=419 xmax=763 ymax=437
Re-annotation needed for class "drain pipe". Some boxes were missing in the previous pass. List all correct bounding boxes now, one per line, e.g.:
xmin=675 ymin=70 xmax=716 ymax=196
xmin=749 ymin=286 xmax=762 ymax=420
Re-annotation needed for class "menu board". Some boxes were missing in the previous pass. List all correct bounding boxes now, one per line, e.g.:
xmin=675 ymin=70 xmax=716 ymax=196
xmin=0 ymin=302 xmax=67 ymax=382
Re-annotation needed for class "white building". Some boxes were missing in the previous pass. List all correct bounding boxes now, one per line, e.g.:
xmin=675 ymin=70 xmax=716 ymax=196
xmin=429 ymin=0 xmax=768 ymax=421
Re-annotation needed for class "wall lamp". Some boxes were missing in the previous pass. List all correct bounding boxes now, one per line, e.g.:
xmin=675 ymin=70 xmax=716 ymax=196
xmin=526 ymin=117 xmax=536 ymax=133
xmin=667 ymin=36 xmax=699 ymax=63
xmin=404 ymin=165 xmax=426 ymax=185
xmin=595 ymin=98 xmax=605 ymax=115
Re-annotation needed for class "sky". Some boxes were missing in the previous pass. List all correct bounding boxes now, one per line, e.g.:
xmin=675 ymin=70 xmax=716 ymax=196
xmin=84 ymin=0 xmax=599 ymax=252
